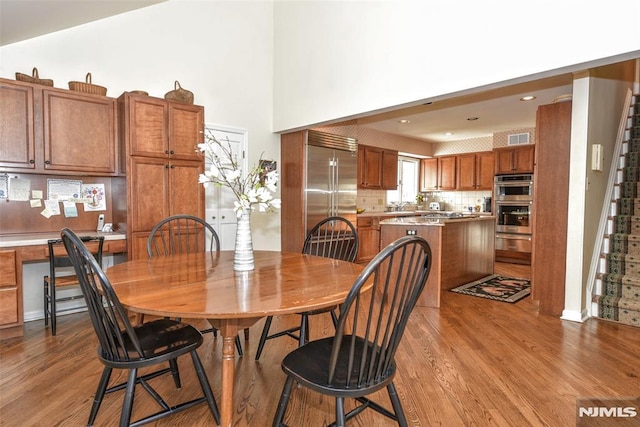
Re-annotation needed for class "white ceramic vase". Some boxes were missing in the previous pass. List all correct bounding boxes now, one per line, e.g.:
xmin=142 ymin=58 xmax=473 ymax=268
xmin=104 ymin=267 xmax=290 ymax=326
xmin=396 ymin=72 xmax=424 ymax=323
xmin=234 ymin=207 xmax=255 ymax=271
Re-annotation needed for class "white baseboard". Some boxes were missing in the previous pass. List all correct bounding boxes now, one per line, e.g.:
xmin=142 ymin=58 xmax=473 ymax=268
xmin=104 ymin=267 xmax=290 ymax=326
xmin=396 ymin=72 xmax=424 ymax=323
xmin=561 ymin=308 xmax=589 ymax=323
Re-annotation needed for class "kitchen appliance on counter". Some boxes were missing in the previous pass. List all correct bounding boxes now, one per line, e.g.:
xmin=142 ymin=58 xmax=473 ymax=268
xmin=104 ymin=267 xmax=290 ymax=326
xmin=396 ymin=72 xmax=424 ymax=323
xmin=306 ymin=130 xmax=357 ymax=233
xmin=429 ymin=202 xmax=441 ymax=211
xmin=494 ymin=174 xmax=533 ymax=264
xmin=483 ymin=197 xmax=492 ymax=213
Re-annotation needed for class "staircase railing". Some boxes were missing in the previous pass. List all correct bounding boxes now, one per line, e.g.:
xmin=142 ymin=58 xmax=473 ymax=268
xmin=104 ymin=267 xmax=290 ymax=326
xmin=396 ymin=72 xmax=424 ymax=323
xmin=587 ymin=89 xmax=633 ymax=314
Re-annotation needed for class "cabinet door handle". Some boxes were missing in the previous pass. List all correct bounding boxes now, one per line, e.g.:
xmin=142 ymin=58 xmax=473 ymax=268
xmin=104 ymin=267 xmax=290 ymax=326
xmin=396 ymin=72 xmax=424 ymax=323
xmin=45 ymin=160 xmax=50 ymax=165
xmin=170 ymin=164 xmax=175 ymax=169
xmin=165 ymin=164 xmax=170 ymax=169
xmin=165 ymin=150 xmax=170 ymax=154
xmin=29 ymin=159 xmax=35 ymax=164
xmin=212 ymin=216 xmax=216 ymax=220
xmin=170 ymin=150 xmax=175 ymax=155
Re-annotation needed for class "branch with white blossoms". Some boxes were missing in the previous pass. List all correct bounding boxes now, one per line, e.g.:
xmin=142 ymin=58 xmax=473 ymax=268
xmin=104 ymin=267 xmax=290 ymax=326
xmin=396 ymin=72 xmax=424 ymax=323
xmin=197 ymin=131 xmax=281 ymax=216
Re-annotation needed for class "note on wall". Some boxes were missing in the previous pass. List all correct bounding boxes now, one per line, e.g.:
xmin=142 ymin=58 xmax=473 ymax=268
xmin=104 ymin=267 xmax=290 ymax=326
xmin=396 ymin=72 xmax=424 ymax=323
xmin=0 ymin=175 xmax=7 ymax=199
xmin=47 ymin=179 xmax=82 ymax=201
xmin=9 ymin=177 xmax=30 ymax=201
xmin=81 ymin=183 xmax=106 ymax=211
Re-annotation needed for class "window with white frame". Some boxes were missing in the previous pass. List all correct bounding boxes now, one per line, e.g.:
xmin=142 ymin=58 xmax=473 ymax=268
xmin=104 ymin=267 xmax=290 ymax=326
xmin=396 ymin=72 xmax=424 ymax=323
xmin=386 ymin=156 xmax=420 ymax=204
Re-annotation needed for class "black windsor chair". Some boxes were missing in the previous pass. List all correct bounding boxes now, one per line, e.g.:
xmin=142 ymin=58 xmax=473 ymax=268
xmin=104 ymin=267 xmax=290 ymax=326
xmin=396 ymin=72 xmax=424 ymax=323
xmin=147 ymin=214 xmax=245 ymax=355
xmin=60 ymin=228 xmax=220 ymax=427
xmin=255 ymin=216 xmax=359 ymax=360
xmin=272 ymin=235 xmax=432 ymax=427
xmin=44 ymin=235 xmax=104 ymax=336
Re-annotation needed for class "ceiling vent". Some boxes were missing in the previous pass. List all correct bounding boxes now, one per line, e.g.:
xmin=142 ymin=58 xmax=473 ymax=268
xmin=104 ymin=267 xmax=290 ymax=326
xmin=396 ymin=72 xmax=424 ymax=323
xmin=507 ymin=132 xmax=530 ymax=146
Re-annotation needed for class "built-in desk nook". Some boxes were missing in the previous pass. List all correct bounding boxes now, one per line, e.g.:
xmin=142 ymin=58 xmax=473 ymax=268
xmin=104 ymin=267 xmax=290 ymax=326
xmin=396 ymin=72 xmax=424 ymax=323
xmin=0 ymin=232 xmax=126 ymax=340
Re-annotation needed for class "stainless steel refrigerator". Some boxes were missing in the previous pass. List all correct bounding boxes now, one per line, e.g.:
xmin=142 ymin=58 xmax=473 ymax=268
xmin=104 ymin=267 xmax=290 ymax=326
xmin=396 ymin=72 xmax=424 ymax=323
xmin=305 ymin=130 xmax=358 ymax=233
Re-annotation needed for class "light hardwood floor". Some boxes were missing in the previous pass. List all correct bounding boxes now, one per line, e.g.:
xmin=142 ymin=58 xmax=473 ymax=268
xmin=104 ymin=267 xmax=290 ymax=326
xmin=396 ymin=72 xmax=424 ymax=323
xmin=1 ymin=263 xmax=639 ymax=426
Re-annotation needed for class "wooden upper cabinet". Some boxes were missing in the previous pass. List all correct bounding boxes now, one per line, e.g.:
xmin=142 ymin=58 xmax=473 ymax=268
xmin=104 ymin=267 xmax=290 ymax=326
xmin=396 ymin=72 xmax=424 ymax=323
xmin=124 ymin=94 xmax=204 ymax=161
xmin=476 ymin=151 xmax=495 ymax=189
xmin=358 ymin=145 xmax=398 ymax=190
xmin=168 ymin=102 xmax=205 ymax=160
xmin=127 ymin=96 xmax=168 ymax=158
xmin=438 ymin=156 xmax=457 ymax=190
xmin=458 ymin=151 xmax=494 ymax=190
xmin=0 ymin=81 xmax=36 ymax=171
xmin=456 ymin=154 xmax=477 ymax=190
xmin=42 ymin=89 xmax=117 ymax=175
xmin=494 ymin=145 xmax=534 ymax=174
xmin=420 ymin=158 xmax=438 ymax=191
xmin=381 ymin=149 xmax=398 ymax=189
xmin=0 ymin=78 xmax=117 ymax=176
xmin=421 ymin=156 xmax=456 ymax=191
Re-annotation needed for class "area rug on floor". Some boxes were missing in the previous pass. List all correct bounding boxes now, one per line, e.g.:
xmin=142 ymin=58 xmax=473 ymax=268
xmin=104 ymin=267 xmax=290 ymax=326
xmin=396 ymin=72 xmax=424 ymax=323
xmin=450 ymin=274 xmax=531 ymax=303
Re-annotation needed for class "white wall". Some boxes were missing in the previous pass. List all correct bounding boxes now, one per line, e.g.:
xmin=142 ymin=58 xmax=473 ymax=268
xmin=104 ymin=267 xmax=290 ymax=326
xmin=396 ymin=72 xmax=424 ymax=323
xmin=0 ymin=0 xmax=280 ymax=251
xmin=273 ymin=0 xmax=640 ymax=132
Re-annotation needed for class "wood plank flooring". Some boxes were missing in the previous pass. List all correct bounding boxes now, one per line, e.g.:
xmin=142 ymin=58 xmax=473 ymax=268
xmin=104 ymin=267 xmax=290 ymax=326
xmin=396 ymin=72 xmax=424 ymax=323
xmin=1 ymin=263 xmax=639 ymax=426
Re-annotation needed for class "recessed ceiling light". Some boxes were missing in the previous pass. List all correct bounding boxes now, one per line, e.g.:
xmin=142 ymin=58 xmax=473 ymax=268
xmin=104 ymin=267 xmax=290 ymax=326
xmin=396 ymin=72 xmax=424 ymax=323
xmin=398 ymin=119 xmax=410 ymax=124
xmin=520 ymin=95 xmax=536 ymax=101
xmin=444 ymin=132 xmax=454 ymax=136
xmin=467 ymin=117 xmax=479 ymax=121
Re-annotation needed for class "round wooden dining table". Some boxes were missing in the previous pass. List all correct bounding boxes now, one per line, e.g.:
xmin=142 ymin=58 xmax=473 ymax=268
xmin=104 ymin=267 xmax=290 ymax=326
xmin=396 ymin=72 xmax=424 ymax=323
xmin=105 ymin=250 xmax=364 ymax=427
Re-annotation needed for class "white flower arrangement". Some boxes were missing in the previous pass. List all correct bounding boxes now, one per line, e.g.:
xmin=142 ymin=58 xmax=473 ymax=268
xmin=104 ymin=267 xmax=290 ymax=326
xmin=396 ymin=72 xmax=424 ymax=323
xmin=198 ymin=132 xmax=281 ymax=216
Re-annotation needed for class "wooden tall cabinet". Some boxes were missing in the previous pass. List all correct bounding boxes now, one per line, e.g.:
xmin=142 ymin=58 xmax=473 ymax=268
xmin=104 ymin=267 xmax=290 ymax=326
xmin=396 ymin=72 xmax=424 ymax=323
xmin=532 ymin=101 xmax=572 ymax=316
xmin=117 ymin=93 xmax=205 ymax=259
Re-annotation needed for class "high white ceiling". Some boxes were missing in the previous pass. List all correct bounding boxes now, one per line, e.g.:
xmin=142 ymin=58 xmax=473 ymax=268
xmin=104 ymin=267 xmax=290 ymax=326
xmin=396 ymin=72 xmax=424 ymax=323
xmin=0 ymin=0 xmax=165 ymax=47
xmin=0 ymin=0 xmax=573 ymax=143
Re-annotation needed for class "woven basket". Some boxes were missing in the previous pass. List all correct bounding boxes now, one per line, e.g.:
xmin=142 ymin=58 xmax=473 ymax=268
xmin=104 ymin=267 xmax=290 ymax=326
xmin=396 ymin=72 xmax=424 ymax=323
xmin=68 ymin=73 xmax=107 ymax=96
xmin=164 ymin=80 xmax=194 ymax=104
xmin=15 ymin=67 xmax=53 ymax=86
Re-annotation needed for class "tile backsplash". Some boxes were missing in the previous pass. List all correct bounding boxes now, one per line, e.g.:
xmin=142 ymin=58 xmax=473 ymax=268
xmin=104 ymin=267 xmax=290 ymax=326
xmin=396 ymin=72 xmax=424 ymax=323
xmin=357 ymin=189 xmax=492 ymax=213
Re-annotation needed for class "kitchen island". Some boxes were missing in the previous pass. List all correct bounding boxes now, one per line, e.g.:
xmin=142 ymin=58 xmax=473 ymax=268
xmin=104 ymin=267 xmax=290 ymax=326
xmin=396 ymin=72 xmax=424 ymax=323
xmin=380 ymin=214 xmax=495 ymax=308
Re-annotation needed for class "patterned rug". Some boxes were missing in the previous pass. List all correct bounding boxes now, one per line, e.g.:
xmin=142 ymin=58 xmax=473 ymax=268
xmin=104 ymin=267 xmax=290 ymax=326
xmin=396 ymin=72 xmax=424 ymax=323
xmin=451 ymin=274 xmax=531 ymax=303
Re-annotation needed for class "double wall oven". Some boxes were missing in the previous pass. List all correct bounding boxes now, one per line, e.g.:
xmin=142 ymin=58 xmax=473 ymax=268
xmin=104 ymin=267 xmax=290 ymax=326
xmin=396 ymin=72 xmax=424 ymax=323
xmin=494 ymin=174 xmax=533 ymax=261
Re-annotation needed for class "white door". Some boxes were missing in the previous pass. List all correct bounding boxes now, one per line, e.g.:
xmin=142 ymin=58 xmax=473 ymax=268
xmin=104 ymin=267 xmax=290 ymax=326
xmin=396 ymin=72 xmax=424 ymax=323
xmin=204 ymin=125 xmax=248 ymax=250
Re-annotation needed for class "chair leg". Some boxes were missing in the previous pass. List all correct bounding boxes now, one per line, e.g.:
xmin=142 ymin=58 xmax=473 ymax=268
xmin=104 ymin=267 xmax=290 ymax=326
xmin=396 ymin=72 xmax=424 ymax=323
xmin=330 ymin=309 xmax=339 ymax=329
xmin=244 ymin=328 xmax=250 ymax=340
xmin=43 ymin=279 xmax=49 ymax=327
xmin=169 ymin=358 xmax=181 ymax=388
xmin=335 ymin=397 xmax=346 ymax=427
xmin=387 ymin=382 xmax=408 ymax=427
xmin=190 ymin=350 xmax=220 ymax=425
xmin=272 ymin=376 xmax=295 ymax=426
xmin=255 ymin=316 xmax=274 ymax=360
xmin=235 ymin=335 xmax=244 ymax=357
xmin=299 ymin=314 xmax=309 ymax=347
xmin=88 ymin=367 xmax=112 ymax=426
xmin=119 ymin=369 xmax=137 ymax=427
xmin=50 ymin=281 xmax=57 ymax=336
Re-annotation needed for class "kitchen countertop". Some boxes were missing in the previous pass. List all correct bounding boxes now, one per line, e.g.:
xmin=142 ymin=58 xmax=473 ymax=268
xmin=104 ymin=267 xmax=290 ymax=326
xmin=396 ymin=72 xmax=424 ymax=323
xmin=358 ymin=210 xmax=493 ymax=218
xmin=0 ymin=231 xmax=126 ymax=248
xmin=379 ymin=214 xmax=495 ymax=226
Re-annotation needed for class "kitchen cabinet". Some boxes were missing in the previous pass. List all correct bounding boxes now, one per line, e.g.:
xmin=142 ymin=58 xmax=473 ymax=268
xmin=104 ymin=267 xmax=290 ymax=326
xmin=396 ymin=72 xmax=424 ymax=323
xmin=494 ymin=145 xmax=534 ymax=175
xmin=420 ymin=155 xmax=456 ymax=191
xmin=0 ymin=81 xmax=35 ymax=170
xmin=358 ymin=144 xmax=398 ymax=190
xmin=42 ymin=89 xmax=117 ymax=175
xmin=0 ymin=250 xmax=21 ymax=335
xmin=0 ymin=78 xmax=118 ymax=176
xmin=125 ymin=95 xmax=203 ymax=161
xmin=457 ymin=151 xmax=494 ymax=190
xmin=532 ymin=101 xmax=572 ymax=316
xmin=117 ymin=93 xmax=205 ymax=259
xmin=356 ymin=216 xmax=381 ymax=263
